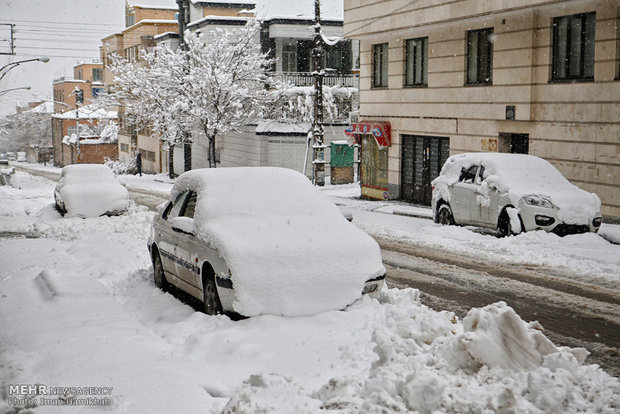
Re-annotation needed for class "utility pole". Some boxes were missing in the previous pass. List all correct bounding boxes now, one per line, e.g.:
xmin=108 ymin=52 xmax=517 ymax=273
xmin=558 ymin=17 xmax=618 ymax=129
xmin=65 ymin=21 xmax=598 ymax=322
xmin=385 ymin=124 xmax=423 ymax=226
xmin=176 ymin=0 xmax=192 ymax=172
xmin=73 ymin=87 xmax=83 ymax=164
xmin=312 ymin=0 xmax=326 ymax=186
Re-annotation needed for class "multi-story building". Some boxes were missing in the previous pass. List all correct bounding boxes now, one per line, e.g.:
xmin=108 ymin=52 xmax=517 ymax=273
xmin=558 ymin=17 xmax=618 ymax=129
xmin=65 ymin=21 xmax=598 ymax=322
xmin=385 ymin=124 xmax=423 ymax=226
xmin=168 ymin=0 xmax=360 ymax=177
xmin=344 ymin=0 xmax=620 ymax=218
xmin=101 ymin=2 xmax=178 ymax=174
xmin=51 ymin=60 xmax=116 ymax=166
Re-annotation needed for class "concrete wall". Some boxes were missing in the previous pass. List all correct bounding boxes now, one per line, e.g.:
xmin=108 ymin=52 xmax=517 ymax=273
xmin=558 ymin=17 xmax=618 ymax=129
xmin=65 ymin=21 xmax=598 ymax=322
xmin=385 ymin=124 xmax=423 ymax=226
xmin=344 ymin=0 xmax=620 ymax=217
xmin=180 ymin=123 xmax=350 ymax=178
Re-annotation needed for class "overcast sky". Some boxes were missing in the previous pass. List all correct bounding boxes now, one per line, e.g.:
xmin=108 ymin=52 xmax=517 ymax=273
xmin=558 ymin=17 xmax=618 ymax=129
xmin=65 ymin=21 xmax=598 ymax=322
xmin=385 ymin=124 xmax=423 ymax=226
xmin=0 ymin=0 xmax=175 ymax=116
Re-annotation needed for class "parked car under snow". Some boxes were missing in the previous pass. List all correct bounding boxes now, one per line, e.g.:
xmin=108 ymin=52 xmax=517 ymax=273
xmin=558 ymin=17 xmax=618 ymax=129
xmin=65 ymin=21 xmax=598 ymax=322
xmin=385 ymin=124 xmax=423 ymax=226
xmin=432 ymin=153 xmax=602 ymax=236
xmin=54 ymin=164 xmax=130 ymax=218
xmin=147 ymin=167 xmax=386 ymax=317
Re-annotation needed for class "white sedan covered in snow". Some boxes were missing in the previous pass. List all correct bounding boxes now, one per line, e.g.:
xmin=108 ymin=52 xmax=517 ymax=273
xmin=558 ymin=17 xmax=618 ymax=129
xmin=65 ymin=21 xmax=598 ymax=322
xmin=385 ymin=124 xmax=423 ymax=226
xmin=147 ymin=167 xmax=386 ymax=317
xmin=432 ymin=153 xmax=602 ymax=236
xmin=54 ymin=164 xmax=130 ymax=218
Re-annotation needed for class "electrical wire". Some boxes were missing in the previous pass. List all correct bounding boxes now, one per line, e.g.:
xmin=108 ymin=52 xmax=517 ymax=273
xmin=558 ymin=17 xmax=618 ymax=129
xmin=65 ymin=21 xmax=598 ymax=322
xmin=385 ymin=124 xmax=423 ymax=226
xmin=0 ymin=19 xmax=125 ymax=28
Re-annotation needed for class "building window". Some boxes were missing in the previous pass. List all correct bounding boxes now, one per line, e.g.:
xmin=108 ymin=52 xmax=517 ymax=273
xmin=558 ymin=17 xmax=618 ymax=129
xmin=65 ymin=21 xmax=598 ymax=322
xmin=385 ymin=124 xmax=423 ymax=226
xmin=126 ymin=13 xmax=135 ymax=27
xmin=124 ymin=45 xmax=140 ymax=63
xmin=466 ymin=28 xmax=493 ymax=85
xmin=92 ymin=68 xmax=103 ymax=82
xmin=405 ymin=37 xmax=428 ymax=86
xmin=552 ymin=12 xmax=595 ymax=81
xmin=281 ymin=43 xmax=297 ymax=73
xmin=372 ymin=43 xmax=388 ymax=88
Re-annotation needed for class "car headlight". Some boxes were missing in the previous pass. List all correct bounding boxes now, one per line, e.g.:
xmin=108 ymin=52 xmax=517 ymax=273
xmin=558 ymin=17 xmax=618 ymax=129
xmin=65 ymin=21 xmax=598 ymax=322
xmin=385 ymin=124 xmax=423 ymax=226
xmin=524 ymin=196 xmax=553 ymax=209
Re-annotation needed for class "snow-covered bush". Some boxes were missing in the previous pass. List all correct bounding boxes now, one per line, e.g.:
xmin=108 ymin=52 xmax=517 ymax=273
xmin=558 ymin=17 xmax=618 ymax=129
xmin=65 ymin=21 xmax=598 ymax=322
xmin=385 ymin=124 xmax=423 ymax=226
xmin=105 ymin=158 xmax=137 ymax=175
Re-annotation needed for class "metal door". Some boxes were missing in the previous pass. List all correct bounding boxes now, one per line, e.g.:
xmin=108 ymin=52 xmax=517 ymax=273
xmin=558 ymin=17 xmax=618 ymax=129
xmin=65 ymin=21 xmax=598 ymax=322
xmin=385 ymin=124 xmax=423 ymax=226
xmin=401 ymin=135 xmax=449 ymax=205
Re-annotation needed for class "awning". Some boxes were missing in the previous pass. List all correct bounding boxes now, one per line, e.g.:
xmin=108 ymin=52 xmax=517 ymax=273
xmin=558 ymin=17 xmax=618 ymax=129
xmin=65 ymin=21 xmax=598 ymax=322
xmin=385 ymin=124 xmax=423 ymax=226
xmin=344 ymin=122 xmax=391 ymax=149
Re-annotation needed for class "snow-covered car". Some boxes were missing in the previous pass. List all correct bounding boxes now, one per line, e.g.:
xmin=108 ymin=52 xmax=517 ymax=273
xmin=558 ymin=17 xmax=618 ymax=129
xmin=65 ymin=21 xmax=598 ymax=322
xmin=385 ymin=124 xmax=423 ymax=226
xmin=54 ymin=164 xmax=130 ymax=218
xmin=0 ymin=153 xmax=8 ymax=165
xmin=432 ymin=153 xmax=602 ymax=236
xmin=6 ymin=152 xmax=16 ymax=161
xmin=16 ymin=152 xmax=26 ymax=162
xmin=147 ymin=167 xmax=386 ymax=317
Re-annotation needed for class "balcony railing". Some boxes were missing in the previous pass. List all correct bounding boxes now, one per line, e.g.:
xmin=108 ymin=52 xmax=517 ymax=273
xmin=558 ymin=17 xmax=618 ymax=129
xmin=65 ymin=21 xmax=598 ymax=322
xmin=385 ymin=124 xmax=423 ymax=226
xmin=274 ymin=72 xmax=359 ymax=89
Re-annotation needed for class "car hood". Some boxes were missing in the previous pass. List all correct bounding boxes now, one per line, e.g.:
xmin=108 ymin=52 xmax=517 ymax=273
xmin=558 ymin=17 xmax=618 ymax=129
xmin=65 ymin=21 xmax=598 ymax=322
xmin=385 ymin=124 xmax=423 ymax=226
xmin=197 ymin=214 xmax=386 ymax=317
xmin=474 ymin=171 xmax=599 ymax=224
xmin=59 ymin=183 xmax=129 ymax=218
xmin=521 ymin=186 xmax=601 ymax=224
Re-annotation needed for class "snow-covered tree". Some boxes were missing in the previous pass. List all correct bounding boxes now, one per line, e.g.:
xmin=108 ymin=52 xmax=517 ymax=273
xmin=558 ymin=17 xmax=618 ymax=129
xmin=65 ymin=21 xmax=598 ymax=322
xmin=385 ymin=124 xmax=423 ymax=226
xmin=0 ymin=110 xmax=52 ymax=151
xmin=108 ymin=19 xmax=274 ymax=168
xmin=181 ymin=20 xmax=274 ymax=167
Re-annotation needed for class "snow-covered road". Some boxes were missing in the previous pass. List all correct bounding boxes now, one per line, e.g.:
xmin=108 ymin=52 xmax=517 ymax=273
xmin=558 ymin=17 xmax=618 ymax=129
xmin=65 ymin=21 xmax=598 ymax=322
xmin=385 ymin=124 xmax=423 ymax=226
xmin=1 ymin=167 xmax=619 ymax=413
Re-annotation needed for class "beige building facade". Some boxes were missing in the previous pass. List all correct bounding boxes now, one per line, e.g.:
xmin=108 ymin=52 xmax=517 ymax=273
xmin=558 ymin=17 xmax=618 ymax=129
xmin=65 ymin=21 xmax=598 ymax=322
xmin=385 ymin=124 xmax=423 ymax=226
xmin=344 ymin=0 xmax=620 ymax=218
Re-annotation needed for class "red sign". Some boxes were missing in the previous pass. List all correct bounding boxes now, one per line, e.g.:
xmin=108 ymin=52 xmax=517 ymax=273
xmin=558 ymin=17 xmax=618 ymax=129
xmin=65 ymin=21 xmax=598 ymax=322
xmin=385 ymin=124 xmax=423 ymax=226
xmin=344 ymin=122 xmax=391 ymax=149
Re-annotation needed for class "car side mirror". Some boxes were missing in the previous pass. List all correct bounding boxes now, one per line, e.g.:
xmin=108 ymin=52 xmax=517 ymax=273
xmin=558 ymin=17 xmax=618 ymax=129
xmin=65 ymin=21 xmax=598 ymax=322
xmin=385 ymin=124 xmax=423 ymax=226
xmin=170 ymin=217 xmax=195 ymax=236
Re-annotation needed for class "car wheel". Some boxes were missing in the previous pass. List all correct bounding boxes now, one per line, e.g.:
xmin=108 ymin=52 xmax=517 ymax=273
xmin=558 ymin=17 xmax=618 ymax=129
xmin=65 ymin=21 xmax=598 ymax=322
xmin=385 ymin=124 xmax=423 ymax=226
xmin=436 ymin=204 xmax=455 ymax=225
xmin=152 ymin=252 xmax=169 ymax=292
xmin=498 ymin=208 xmax=523 ymax=237
xmin=203 ymin=276 xmax=223 ymax=316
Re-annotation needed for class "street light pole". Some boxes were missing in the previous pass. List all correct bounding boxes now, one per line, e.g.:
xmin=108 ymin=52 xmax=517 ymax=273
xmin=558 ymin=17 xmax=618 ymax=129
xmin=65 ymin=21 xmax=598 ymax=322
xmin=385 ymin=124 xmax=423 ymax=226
xmin=312 ymin=0 xmax=326 ymax=186
xmin=0 ymin=56 xmax=50 ymax=83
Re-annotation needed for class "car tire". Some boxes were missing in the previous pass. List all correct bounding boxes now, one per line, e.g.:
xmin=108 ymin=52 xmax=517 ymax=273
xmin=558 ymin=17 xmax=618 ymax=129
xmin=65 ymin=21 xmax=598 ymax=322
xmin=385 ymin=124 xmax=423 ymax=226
xmin=436 ymin=204 xmax=455 ymax=225
xmin=152 ymin=252 xmax=169 ymax=292
xmin=498 ymin=208 xmax=523 ymax=237
xmin=203 ymin=276 xmax=223 ymax=316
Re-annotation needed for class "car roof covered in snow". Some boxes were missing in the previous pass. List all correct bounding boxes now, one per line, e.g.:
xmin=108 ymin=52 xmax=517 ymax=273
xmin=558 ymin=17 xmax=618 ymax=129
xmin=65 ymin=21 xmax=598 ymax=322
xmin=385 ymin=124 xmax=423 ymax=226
xmin=170 ymin=167 xmax=386 ymax=317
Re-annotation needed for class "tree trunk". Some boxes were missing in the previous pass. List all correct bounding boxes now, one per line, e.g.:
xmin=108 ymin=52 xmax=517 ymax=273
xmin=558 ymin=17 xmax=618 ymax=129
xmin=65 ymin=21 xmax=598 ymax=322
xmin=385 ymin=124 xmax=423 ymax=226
xmin=168 ymin=143 xmax=175 ymax=179
xmin=183 ymin=139 xmax=192 ymax=172
xmin=207 ymin=132 xmax=217 ymax=168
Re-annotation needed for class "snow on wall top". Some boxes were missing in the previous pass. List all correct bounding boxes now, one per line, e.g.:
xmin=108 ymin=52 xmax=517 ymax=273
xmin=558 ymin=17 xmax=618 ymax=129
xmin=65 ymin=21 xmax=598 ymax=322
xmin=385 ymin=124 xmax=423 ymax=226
xmin=52 ymin=106 xmax=118 ymax=120
xmin=128 ymin=0 xmax=178 ymax=8
xmin=191 ymin=0 xmax=342 ymax=21
xmin=27 ymin=101 xmax=55 ymax=114
xmin=171 ymin=167 xmax=385 ymax=316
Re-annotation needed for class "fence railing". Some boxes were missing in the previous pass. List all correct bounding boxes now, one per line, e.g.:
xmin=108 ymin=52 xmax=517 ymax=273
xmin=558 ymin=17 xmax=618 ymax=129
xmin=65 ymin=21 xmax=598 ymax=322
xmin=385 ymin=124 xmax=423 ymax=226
xmin=274 ymin=72 xmax=359 ymax=89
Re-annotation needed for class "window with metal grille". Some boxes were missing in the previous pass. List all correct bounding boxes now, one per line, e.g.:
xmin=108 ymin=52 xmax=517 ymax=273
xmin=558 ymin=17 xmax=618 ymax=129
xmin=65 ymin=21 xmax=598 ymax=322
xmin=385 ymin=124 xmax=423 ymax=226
xmin=466 ymin=28 xmax=493 ymax=85
xmin=552 ymin=12 xmax=595 ymax=81
xmin=405 ymin=37 xmax=428 ymax=86
xmin=372 ymin=43 xmax=388 ymax=88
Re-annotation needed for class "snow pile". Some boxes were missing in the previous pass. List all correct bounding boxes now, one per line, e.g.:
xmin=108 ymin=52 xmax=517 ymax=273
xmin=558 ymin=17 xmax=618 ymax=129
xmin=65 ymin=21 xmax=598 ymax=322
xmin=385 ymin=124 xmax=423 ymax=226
xmin=221 ymin=294 xmax=619 ymax=414
xmin=172 ymin=167 xmax=385 ymax=316
xmin=432 ymin=153 xmax=601 ymax=224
